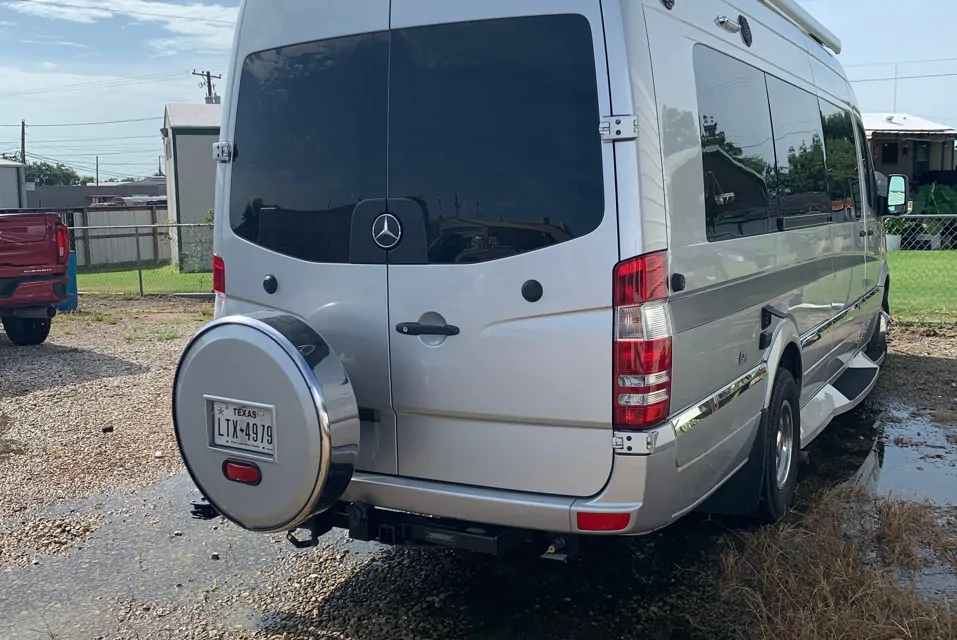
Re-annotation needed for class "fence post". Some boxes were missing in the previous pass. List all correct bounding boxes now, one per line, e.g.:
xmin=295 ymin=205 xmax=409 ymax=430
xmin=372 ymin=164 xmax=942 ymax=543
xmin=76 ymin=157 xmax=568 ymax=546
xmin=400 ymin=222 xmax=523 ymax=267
xmin=135 ymin=225 xmax=144 ymax=297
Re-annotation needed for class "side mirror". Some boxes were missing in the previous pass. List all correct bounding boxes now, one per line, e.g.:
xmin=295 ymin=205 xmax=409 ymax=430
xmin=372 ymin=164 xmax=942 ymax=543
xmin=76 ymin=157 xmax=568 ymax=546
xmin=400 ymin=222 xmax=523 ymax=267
xmin=886 ymin=174 xmax=910 ymax=216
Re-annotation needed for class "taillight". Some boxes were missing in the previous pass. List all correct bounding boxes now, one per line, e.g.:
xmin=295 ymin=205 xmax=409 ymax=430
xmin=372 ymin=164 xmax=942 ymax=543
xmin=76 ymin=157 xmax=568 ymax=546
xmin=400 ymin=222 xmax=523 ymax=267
xmin=613 ymin=251 xmax=672 ymax=430
xmin=56 ymin=223 xmax=70 ymax=263
xmin=212 ymin=254 xmax=225 ymax=294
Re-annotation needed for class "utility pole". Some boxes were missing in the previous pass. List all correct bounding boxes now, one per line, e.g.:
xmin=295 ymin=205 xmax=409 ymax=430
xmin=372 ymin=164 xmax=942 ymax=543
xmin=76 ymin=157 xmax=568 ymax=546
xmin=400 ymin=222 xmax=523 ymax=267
xmin=157 ymin=155 xmax=163 ymax=176
xmin=893 ymin=65 xmax=899 ymax=112
xmin=95 ymin=156 xmax=99 ymax=186
xmin=192 ymin=70 xmax=222 ymax=101
xmin=20 ymin=119 xmax=26 ymax=165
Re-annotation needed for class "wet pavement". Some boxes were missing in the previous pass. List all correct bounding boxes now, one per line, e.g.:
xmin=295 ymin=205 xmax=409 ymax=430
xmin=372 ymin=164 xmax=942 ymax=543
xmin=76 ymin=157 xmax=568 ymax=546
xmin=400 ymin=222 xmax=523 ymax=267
xmin=0 ymin=474 xmax=378 ymax=639
xmin=2 ymin=392 xmax=955 ymax=639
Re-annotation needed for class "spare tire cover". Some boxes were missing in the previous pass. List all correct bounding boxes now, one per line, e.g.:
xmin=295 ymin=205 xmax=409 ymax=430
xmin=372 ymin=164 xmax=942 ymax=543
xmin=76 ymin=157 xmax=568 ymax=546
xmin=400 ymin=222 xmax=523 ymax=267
xmin=173 ymin=311 xmax=359 ymax=532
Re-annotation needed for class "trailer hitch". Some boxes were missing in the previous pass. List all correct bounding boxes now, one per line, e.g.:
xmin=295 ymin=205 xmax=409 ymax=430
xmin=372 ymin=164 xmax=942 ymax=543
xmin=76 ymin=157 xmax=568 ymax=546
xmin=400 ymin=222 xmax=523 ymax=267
xmin=286 ymin=516 xmax=334 ymax=549
xmin=189 ymin=496 xmax=219 ymax=521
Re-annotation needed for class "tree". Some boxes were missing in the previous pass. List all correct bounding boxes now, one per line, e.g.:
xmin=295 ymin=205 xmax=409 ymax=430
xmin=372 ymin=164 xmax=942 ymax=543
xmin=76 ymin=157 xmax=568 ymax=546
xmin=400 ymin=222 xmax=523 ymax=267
xmin=24 ymin=161 xmax=92 ymax=186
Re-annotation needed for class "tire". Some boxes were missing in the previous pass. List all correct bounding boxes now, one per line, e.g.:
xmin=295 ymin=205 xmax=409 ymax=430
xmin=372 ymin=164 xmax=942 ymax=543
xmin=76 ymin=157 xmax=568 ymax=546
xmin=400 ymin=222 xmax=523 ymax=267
xmin=1 ymin=316 xmax=52 ymax=346
xmin=756 ymin=368 xmax=801 ymax=524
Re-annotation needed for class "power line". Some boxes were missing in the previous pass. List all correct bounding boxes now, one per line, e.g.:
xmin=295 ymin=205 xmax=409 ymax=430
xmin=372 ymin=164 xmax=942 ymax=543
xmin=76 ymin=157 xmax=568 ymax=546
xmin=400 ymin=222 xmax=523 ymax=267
xmin=0 ymin=116 xmax=163 ymax=128
xmin=845 ymin=56 xmax=957 ymax=68
xmin=29 ymin=151 xmax=148 ymax=179
xmin=8 ymin=0 xmax=235 ymax=25
xmin=0 ymin=71 xmax=187 ymax=99
xmin=23 ymin=134 xmax=160 ymax=143
xmin=850 ymin=71 xmax=957 ymax=83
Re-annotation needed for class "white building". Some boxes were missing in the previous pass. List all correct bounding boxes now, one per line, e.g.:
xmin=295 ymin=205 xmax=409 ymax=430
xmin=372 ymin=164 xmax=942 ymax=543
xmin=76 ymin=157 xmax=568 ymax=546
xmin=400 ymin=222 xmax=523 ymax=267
xmin=161 ymin=103 xmax=222 ymax=272
xmin=862 ymin=113 xmax=957 ymax=181
xmin=0 ymin=158 xmax=27 ymax=209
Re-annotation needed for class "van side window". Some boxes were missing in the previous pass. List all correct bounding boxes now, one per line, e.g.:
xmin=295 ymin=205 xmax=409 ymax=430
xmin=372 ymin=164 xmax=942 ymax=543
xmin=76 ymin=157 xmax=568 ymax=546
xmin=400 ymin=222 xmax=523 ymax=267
xmin=765 ymin=76 xmax=829 ymax=228
xmin=855 ymin=121 xmax=878 ymax=212
xmin=818 ymin=101 xmax=859 ymax=220
xmin=388 ymin=15 xmax=603 ymax=264
xmin=229 ymin=33 xmax=390 ymax=264
xmin=693 ymin=46 xmax=775 ymax=240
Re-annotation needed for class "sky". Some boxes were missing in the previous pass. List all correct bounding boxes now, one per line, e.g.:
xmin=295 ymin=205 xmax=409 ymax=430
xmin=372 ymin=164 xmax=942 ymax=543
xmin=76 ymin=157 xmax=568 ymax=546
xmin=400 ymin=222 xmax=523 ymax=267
xmin=0 ymin=0 xmax=238 ymax=181
xmin=0 ymin=0 xmax=954 ymax=181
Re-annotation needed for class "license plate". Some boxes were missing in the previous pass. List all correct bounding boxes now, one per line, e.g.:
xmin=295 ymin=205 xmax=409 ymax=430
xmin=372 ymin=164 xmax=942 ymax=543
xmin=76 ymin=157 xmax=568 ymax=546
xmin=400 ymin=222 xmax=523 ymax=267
xmin=212 ymin=401 xmax=275 ymax=457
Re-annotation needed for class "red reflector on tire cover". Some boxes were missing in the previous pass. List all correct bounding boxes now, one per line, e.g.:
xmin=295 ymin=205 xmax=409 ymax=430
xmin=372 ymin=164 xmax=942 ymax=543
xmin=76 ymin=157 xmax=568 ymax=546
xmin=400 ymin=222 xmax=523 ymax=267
xmin=223 ymin=460 xmax=261 ymax=485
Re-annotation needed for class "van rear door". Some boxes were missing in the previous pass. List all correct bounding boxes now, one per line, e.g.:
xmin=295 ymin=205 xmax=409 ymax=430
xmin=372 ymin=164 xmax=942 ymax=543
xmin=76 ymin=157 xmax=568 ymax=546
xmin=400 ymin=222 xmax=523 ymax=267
xmin=385 ymin=1 xmax=618 ymax=497
xmin=220 ymin=1 xmax=399 ymax=475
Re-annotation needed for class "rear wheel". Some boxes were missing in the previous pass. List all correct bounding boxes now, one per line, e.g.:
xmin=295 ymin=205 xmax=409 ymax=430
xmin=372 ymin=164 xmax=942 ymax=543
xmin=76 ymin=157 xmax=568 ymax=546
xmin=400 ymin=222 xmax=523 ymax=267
xmin=757 ymin=368 xmax=801 ymax=523
xmin=1 ymin=317 xmax=52 ymax=346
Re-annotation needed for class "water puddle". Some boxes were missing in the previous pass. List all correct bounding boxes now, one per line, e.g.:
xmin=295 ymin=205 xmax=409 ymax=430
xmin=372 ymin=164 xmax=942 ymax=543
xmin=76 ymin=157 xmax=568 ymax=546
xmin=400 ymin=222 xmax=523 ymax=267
xmin=809 ymin=401 xmax=957 ymax=507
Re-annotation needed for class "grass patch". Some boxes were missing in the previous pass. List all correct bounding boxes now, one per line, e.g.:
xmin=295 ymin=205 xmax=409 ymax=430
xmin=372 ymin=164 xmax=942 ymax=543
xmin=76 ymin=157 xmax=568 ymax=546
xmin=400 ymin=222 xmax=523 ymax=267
xmin=932 ymin=410 xmax=957 ymax=424
xmin=58 ymin=310 xmax=118 ymax=324
xmin=75 ymin=264 xmax=212 ymax=296
xmin=700 ymin=487 xmax=957 ymax=640
xmin=152 ymin=330 xmax=180 ymax=341
xmin=121 ymin=323 xmax=144 ymax=341
xmin=887 ymin=251 xmax=957 ymax=325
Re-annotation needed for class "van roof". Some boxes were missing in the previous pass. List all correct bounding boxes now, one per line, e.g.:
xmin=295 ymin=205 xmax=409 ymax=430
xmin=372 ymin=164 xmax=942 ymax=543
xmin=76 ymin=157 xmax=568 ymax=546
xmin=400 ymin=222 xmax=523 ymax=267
xmin=758 ymin=0 xmax=842 ymax=54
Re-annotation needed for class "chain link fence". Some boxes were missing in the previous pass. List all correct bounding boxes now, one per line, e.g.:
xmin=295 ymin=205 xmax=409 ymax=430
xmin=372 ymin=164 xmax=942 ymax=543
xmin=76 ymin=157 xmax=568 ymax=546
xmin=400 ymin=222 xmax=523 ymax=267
xmin=68 ymin=222 xmax=213 ymax=297
xmin=61 ymin=214 xmax=954 ymax=325
xmin=883 ymin=214 xmax=957 ymax=325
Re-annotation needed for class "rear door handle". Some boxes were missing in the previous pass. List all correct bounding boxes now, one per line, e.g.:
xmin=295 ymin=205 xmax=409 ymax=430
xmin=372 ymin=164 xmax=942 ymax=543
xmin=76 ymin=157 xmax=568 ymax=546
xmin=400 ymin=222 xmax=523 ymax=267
xmin=395 ymin=322 xmax=460 ymax=337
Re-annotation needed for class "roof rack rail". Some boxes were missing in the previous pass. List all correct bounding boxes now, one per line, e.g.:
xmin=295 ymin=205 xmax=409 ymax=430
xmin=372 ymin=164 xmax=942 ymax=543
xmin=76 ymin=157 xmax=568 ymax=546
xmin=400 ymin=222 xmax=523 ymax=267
xmin=759 ymin=0 xmax=842 ymax=54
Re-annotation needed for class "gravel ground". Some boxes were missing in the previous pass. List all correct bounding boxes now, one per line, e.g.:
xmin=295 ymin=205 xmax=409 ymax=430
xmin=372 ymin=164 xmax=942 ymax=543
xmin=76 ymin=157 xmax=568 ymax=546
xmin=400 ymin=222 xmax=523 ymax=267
xmin=0 ymin=300 xmax=954 ymax=639
xmin=0 ymin=299 xmax=207 ymax=563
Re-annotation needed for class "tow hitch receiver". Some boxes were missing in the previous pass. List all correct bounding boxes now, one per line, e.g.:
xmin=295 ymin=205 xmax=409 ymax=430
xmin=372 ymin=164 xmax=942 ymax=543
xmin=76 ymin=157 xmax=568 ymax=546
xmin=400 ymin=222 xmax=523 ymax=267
xmin=289 ymin=502 xmax=531 ymax=557
xmin=346 ymin=503 xmax=529 ymax=556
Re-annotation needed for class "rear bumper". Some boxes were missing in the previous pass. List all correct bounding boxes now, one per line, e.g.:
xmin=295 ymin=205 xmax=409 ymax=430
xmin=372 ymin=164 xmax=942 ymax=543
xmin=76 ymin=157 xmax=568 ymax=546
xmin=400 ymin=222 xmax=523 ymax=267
xmin=341 ymin=412 xmax=760 ymax=535
xmin=0 ymin=275 xmax=69 ymax=310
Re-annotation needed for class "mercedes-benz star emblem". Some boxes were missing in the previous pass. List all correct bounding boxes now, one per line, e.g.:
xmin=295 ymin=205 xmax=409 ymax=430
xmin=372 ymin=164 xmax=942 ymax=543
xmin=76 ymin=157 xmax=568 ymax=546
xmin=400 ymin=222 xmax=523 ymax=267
xmin=372 ymin=213 xmax=402 ymax=250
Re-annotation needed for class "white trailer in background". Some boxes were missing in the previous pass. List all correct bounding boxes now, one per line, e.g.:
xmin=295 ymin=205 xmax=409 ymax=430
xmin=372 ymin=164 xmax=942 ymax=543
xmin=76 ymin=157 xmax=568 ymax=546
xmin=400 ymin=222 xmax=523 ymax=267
xmin=161 ymin=103 xmax=221 ymax=273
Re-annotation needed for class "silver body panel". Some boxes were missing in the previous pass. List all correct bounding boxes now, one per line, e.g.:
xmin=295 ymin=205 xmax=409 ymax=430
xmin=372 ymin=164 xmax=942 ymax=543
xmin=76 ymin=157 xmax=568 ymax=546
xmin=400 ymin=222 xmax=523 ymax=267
xmin=200 ymin=0 xmax=887 ymax=536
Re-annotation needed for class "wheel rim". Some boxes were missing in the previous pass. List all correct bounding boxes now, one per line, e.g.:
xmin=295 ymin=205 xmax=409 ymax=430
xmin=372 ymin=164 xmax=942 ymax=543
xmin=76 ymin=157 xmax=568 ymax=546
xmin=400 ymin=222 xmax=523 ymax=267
xmin=775 ymin=400 xmax=794 ymax=489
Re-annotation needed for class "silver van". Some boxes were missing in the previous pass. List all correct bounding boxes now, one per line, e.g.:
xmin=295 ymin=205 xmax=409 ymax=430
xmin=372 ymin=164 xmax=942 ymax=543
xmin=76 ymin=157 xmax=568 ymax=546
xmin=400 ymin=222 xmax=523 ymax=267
xmin=173 ymin=0 xmax=907 ymax=558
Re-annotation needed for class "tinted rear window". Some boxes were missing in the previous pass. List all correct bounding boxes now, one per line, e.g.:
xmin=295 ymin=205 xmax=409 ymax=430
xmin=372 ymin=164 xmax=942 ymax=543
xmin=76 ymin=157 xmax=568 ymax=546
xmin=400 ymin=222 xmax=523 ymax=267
xmin=388 ymin=14 xmax=604 ymax=265
xmin=229 ymin=33 xmax=390 ymax=263
xmin=229 ymin=14 xmax=604 ymax=265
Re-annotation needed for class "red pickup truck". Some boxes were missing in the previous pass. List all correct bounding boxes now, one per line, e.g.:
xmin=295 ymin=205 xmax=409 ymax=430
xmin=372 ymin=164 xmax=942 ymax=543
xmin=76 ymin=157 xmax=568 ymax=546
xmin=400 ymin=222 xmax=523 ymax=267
xmin=0 ymin=212 xmax=70 ymax=345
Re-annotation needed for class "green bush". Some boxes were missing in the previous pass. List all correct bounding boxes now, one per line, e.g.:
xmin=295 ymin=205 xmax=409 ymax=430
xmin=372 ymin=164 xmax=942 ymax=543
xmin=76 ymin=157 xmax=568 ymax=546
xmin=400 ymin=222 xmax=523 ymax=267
xmin=912 ymin=183 xmax=957 ymax=214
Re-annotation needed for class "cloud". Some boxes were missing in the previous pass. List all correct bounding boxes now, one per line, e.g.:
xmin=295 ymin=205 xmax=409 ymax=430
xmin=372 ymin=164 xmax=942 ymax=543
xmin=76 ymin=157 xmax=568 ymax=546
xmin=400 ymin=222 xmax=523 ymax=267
xmin=0 ymin=19 xmax=16 ymax=25
xmin=3 ymin=0 xmax=238 ymax=52
xmin=42 ymin=61 xmax=57 ymax=68
xmin=18 ymin=37 xmax=89 ymax=47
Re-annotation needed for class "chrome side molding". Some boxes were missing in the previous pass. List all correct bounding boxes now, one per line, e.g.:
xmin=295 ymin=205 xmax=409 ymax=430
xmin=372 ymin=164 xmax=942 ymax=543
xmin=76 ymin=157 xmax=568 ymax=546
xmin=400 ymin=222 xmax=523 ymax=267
xmin=672 ymin=363 xmax=768 ymax=437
